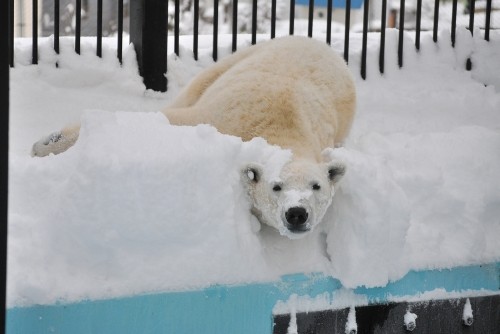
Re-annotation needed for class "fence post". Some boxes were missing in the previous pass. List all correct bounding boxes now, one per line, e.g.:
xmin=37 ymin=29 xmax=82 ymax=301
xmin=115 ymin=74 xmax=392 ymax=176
xmin=1 ymin=0 xmax=10 ymax=331
xmin=130 ymin=0 xmax=168 ymax=92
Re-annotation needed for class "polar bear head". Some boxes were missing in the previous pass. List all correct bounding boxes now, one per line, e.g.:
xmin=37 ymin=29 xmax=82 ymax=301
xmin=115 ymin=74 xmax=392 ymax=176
xmin=242 ymin=159 xmax=346 ymax=239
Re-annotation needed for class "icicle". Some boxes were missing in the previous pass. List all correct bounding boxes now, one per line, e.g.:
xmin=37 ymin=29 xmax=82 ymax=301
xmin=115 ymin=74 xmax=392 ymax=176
xmin=345 ymin=306 xmax=357 ymax=334
xmin=462 ymin=298 xmax=474 ymax=326
xmin=404 ymin=310 xmax=417 ymax=331
xmin=287 ymin=295 xmax=298 ymax=334
xmin=287 ymin=310 xmax=298 ymax=334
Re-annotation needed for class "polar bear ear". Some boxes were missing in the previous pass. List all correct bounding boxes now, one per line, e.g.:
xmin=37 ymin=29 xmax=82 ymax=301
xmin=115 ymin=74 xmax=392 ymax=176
xmin=327 ymin=161 xmax=346 ymax=184
xmin=242 ymin=163 xmax=264 ymax=184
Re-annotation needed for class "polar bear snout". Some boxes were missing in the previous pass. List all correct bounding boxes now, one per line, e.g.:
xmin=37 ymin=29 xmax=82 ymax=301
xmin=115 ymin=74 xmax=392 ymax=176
xmin=285 ymin=206 xmax=310 ymax=232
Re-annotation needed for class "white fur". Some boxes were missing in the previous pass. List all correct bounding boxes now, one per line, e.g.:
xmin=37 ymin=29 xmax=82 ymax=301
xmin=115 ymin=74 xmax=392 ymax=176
xmin=31 ymin=36 xmax=356 ymax=238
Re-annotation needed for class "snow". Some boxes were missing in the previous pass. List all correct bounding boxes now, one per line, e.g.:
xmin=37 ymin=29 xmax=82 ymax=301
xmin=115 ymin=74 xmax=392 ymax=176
xmin=287 ymin=295 xmax=299 ymax=334
xmin=346 ymin=306 xmax=358 ymax=334
xmin=404 ymin=310 xmax=418 ymax=331
xmin=462 ymin=298 xmax=473 ymax=326
xmin=8 ymin=28 xmax=500 ymax=307
xmin=273 ymin=290 xmax=368 ymax=315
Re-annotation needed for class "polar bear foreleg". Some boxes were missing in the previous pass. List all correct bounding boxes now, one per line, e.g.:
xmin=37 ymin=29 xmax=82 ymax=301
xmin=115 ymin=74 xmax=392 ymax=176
xmin=31 ymin=124 xmax=80 ymax=157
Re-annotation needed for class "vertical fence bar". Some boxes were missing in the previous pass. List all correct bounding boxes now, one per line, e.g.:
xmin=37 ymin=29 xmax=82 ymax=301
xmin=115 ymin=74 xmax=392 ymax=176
xmin=174 ymin=0 xmax=180 ymax=56
xmin=251 ymin=0 xmax=257 ymax=44
xmin=433 ymin=0 xmax=439 ymax=42
xmin=130 ymin=0 xmax=168 ymax=91
xmin=308 ymin=0 xmax=314 ymax=37
xmin=213 ymin=0 xmax=219 ymax=60
xmin=193 ymin=0 xmax=199 ymax=60
xmin=117 ymin=0 xmax=123 ymax=63
xmin=485 ymin=0 xmax=491 ymax=41
xmin=344 ymin=0 xmax=351 ymax=63
xmin=75 ymin=0 xmax=81 ymax=54
xmin=379 ymin=0 xmax=387 ymax=74
xmin=271 ymin=0 xmax=277 ymax=39
xmin=97 ymin=0 xmax=102 ymax=57
xmin=416 ymin=0 xmax=422 ymax=49
xmin=451 ymin=0 xmax=457 ymax=46
xmin=9 ymin=0 xmax=14 ymax=67
xmin=326 ymin=0 xmax=333 ymax=44
xmin=32 ymin=0 xmax=38 ymax=64
xmin=360 ymin=0 xmax=369 ymax=79
xmin=398 ymin=0 xmax=405 ymax=68
xmin=468 ymin=0 xmax=475 ymax=34
xmin=1 ymin=0 xmax=9 ymax=332
xmin=232 ymin=0 xmax=238 ymax=51
xmin=54 ymin=0 xmax=60 ymax=54
xmin=466 ymin=0 xmax=475 ymax=70
xmin=289 ymin=0 xmax=295 ymax=35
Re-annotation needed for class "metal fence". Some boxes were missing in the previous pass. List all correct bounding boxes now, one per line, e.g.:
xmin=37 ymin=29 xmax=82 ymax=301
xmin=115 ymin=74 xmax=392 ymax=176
xmin=1 ymin=0 xmax=9 ymax=331
xmin=7 ymin=0 xmax=498 ymax=91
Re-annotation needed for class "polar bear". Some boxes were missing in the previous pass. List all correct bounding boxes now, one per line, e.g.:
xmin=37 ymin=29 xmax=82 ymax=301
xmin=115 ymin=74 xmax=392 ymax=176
xmin=32 ymin=36 xmax=356 ymax=239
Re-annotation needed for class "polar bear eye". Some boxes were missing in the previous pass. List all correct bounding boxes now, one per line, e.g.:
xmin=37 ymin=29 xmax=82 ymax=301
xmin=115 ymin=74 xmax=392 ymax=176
xmin=246 ymin=167 xmax=260 ymax=183
xmin=312 ymin=183 xmax=321 ymax=190
xmin=272 ymin=184 xmax=282 ymax=192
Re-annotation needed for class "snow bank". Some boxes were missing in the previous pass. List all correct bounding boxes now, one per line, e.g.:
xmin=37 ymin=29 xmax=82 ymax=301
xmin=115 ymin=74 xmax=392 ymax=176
xmin=8 ymin=30 xmax=500 ymax=306
xmin=9 ymin=110 xmax=296 ymax=305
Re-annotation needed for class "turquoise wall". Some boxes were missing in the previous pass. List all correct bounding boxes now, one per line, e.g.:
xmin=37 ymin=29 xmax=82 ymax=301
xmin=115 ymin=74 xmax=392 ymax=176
xmin=7 ymin=263 xmax=500 ymax=334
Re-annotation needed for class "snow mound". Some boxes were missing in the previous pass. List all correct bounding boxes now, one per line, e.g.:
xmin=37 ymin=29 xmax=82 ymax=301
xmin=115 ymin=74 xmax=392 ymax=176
xmin=8 ymin=30 xmax=500 ymax=306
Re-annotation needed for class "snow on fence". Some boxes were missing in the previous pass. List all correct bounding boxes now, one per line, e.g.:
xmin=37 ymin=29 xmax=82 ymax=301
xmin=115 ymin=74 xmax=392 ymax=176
xmin=7 ymin=0 xmax=499 ymax=91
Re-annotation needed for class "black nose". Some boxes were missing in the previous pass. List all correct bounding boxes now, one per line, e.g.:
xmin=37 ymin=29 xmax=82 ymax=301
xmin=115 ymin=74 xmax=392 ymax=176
xmin=285 ymin=207 xmax=309 ymax=227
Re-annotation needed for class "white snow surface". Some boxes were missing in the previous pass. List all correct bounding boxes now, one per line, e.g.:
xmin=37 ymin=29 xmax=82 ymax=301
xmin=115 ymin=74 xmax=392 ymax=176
xmin=8 ymin=30 xmax=500 ymax=307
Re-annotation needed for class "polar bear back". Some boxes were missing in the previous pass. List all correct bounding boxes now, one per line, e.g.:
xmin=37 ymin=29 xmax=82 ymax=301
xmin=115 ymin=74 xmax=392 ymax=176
xmin=164 ymin=36 xmax=356 ymax=162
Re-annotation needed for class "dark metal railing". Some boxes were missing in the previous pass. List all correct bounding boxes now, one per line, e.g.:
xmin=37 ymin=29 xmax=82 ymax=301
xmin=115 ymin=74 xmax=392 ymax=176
xmin=416 ymin=0 xmax=422 ymax=49
xmin=32 ymin=0 xmax=38 ymax=65
xmin=7 ymin=0 xmax=498 ymax=92
xmin=398 ymin=0 xmax=405 ymax=68
xmin=1 ymin=0 xmax=10 ymax=331
xmin=343 ymin=0 xmax=351 ymax=64
xmin=9 ymin=0 xmax=125 ymax=65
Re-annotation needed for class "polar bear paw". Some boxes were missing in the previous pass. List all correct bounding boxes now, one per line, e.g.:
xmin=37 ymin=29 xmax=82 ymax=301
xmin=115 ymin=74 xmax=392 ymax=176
xmin=31 ymin=131 xmax=73 ymax=157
